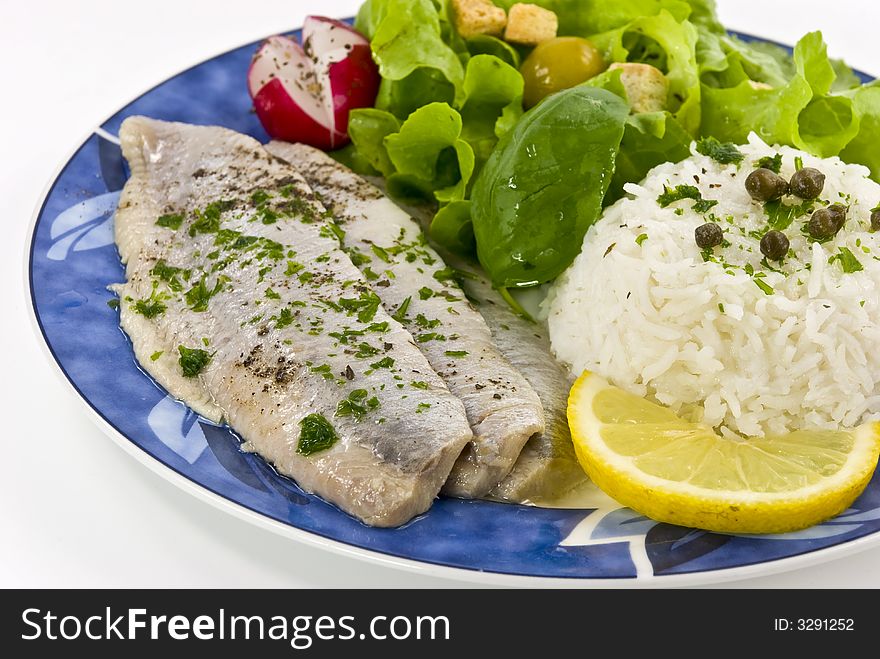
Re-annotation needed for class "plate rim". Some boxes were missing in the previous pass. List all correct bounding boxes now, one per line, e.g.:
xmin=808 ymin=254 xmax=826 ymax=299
xmin=24 ymin=23 xmax=880 ymax=587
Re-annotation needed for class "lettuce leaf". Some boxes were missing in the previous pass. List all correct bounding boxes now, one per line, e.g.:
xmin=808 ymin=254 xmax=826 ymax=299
xmin=356 ymin=0 xmax=465 ymax=117
xmin=840 ymin=82 xmax=880 ymax=179
xmin=492 ymin=0 xmax=691 ymax=36
xmin=459 ymin=55 xmax=524 ymax=160
xmin=465 ymin=35 xmax=521 ymax=68
xmin=700 ymin=32 xmax=860 ymax=158
xmin=347 ymin=109 xmax=401 ymax=176
xmin=430 ymin=201 xmax=475 ymax=255
xmin=591 ymin=10 xmax=701 ymax=135
xmin=385 ymin=103 xmax=475 ymax=203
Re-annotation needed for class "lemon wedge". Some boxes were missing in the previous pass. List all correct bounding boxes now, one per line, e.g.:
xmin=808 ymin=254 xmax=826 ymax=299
xmin=568 ymin=372 xmax=880 ymax=534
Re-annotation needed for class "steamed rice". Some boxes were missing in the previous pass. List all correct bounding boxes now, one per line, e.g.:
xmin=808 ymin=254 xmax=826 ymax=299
xmin=544 ymin=134 xmax=880 ymax=438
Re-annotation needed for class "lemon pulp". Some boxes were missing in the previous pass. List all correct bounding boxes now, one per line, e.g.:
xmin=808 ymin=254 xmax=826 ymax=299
xmin=568 ymin=372 xmax=880 ymax=533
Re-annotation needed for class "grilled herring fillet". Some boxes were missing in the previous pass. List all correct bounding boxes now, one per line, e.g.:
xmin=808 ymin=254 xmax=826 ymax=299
xmin=466 ymin=276 xmax=588 ymax=502
xmin=391 ymin=199 xmax=588 ymax=503
xmin=113 ymin=117 xmax=473 ymax=527
xmin=267 ymin=142 xmax=545 ymax=498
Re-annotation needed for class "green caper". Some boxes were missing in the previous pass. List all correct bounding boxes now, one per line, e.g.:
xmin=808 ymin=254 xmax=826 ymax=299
xmin=694 ymin=222 xmax=723 ymax=249
xmin=789 ymin=167 xmax=825 ymax=200
xmin=760 ymin=230 xmax=789 ymax=261
xmin=745 ymin=168 xmax=789 ymax=202
xmin=827 ymin=203 xmax=848 ymax=231
xmin=808 ymin=206 xmax=845 ymax=241
xmin=871 ymin=209 xmax=880 ymax=232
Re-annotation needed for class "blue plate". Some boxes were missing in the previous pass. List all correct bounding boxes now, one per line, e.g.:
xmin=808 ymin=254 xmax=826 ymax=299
xmin=27 ymin=25 xmax=880 ymax=585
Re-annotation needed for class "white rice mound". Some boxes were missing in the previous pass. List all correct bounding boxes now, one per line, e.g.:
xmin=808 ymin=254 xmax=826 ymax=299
xmin=544 ymin=133 xmax=880 ymax=438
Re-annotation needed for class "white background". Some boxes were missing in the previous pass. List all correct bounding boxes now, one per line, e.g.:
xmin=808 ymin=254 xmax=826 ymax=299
xmin=3 ymin=0 xmax=880 ymax=588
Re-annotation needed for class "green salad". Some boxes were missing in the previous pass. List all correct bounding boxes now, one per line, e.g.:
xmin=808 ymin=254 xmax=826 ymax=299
xmin=339 ymin=0 xmax=880 ymax=291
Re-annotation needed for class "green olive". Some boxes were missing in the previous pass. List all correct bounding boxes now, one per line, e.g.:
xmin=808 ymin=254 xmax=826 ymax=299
xmin=520 ymin=37 xmax=606 ymax=109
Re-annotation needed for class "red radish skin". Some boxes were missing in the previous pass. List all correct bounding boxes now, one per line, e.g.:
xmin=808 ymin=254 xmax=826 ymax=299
xmin=252 ymin=78 xmax=347 ymax=150
xmin=248 ymin=18 xmax=379 ymax=150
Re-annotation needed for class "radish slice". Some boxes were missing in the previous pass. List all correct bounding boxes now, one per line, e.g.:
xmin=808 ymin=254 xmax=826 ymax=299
xmin=248 ymin=17 xmax=379 ymax=150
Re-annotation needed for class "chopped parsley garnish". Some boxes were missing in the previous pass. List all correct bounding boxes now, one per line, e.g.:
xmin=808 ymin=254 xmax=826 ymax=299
xmin=717 ymin=303 xmax=725 ymax=313
xmin=250 ymin=189 xmax=270 ymax=206
xmin=696 ymin=137 xmax=744 ymax=165
xmin=410 ymin=381 xmax=428 ymax=390
xmin=152 ymin=260 xmax=188 ymax=291
xmin=828 ymin=247 xmax=864 ymax=273
xmin=185 ymin=276 xmax=226 ymax=312
xmin=133 ymin=296 xmax=166 ymax=318
xmin=189 ymin=200 xmax=232 ymax=236
xmin=635 ymin=233 xmax=649 ymax=246
xmin=371 ymin=244 xmax=392 ymax=263
xmin=338 ymin=291 xmax=381 ymax=323
xmin=362 ymin=266 xmax=379 ymax=281
xmin=264 ymin=287 xmax=281 ymax=300
xmin=156 ymin=213 xmax=184 ymax=230
xmin=370 ymin=357 xmax=395 ymax=370
xmin=754 ymin=279 xmax=774 ymax=295
xmin=310 ymin=364 xmax=334 ymax=380
xmin=756 ymin=153 xmax=783 ymax=174
xmin=418 ymin=287 xmax=434 ymax=300
xmin=392 ymin=297 xmax=411 ymax=322
xmin=106 ymin=299 xmax=120 ymax=310
xmin=693 ymin=199 xmax=719 ymax=214
xmin=433 ymin=268 xmax=459 ymax=283
xmin=657 ymin=185 xmax=701 ymax=208
xmin=415 ymin=402 xmax=431 ymax=414
xmin=178 ymin=345 xmax=212 ymax=377
xmin=346 ymin=248 xmax=371 ymax=266
xmin=445 ymin=350 xmax=469 ymax=357
xmin=794 ymin=156 xmax=804 ymax=171
xmin=414 ymin=314 xmax=441 ymax=329
xmin=765 ymin=199 xmax=814 ymax=230
xmin=150 ymin=350 xmax=163 ymax=361
xmin=296 ymin=414 xmax=338 ymax=456
xmin=320 ymin=222 xmax=346 ymax=243
xmin=259 ymin=207 xmax=279 ymax=225
xmin=354 ymin=343 xmax=380 ymax=358
xmin=334 ymin=389 xmax=380 ymax=421
xmin=416 ymin=333 xmax=446 ymax=343
xmin=275 ymin=307 xmax=294 ymax=329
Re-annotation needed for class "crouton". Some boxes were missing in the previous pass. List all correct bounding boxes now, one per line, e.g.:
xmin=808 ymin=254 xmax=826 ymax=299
xmin=504 ymin=3 xmax=558 ymax=45
xmin=609 ymin=62 xmax=668 ymax=114
xmin=452 ymin=0 xmax=507 ymax=39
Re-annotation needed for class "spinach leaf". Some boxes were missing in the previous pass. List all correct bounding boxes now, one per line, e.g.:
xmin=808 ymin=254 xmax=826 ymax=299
xmin=471 ymin=87 xmax=629 ymax=287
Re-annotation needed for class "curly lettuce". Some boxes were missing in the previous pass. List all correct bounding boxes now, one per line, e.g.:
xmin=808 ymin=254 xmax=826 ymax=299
xmin=356 ymin=0 xmax=465 ymax=117
xmin=701 ymin=32 xmax=861 ymax=158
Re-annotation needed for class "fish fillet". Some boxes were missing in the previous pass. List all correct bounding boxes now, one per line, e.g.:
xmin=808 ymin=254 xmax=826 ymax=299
xmin=463 ymin=276 xmax=588 ymax=503
xmin=387 ymin=197 xmax=588 ymax=503
xmin=267 ymin=142 xmax=545 ymax=498
xmin=113 ymin=116 xmax=473 ymax=527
